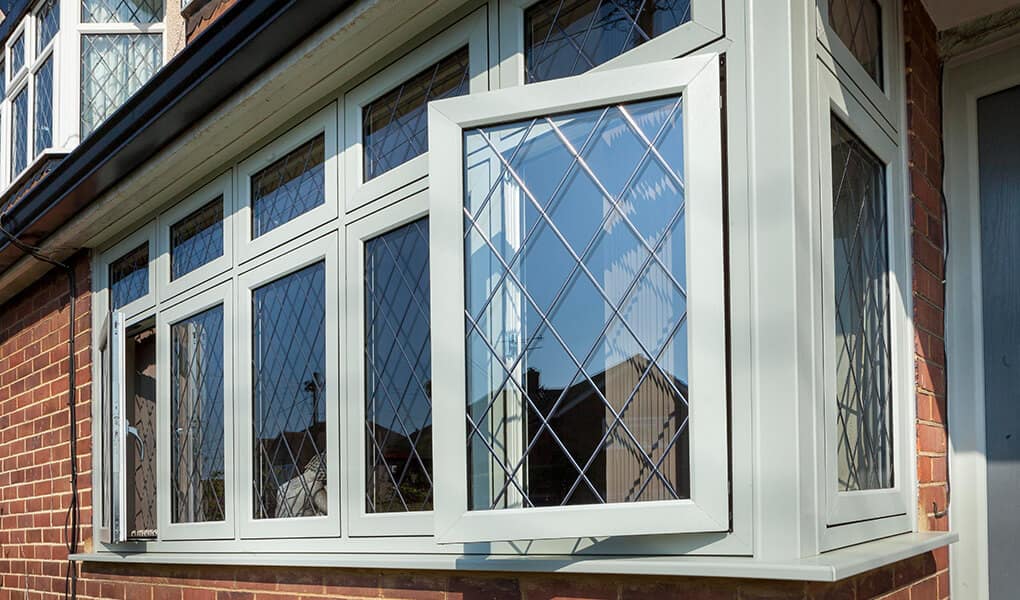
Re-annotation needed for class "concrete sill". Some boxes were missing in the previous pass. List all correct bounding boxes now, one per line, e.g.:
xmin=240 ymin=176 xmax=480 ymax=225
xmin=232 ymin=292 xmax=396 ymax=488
xmin=71 ymin=531 xmax=956 ymax=582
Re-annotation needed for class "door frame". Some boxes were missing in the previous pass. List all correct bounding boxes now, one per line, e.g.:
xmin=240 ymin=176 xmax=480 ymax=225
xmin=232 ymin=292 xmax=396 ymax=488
xmin=943 ymin=36 xmax=1020 ymax=600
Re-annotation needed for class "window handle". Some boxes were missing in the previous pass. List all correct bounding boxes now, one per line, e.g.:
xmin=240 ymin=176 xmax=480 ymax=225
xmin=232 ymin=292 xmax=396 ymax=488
xmin=127 ymin=424 xmax=144 ymax=461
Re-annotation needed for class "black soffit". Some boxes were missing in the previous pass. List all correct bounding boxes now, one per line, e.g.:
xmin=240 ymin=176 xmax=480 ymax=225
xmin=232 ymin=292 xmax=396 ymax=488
xmin=0 ymin=0 xmax=355 ymax=275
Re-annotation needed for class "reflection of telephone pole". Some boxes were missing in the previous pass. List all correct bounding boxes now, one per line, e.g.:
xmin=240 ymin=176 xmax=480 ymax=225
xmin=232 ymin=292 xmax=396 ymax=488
xmin=304 ymin=372 xmax=324 ymax=427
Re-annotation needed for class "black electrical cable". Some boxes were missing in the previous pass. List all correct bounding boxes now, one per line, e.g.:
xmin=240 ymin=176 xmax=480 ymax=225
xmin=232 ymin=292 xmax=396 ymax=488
xmin=931 ymin=60 xmax=950 ymax=521
xmin=0 ymin=219 xmax=80 ymax=600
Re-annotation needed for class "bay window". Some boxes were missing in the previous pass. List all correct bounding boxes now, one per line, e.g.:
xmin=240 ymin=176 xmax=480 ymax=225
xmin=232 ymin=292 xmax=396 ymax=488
xmin=87 ymin=0 xmax=931 ymax=571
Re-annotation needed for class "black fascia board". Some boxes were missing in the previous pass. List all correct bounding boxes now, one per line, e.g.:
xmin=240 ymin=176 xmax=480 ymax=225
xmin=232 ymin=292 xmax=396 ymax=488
xmin=0 ymin=0 xmax=354 ymax=274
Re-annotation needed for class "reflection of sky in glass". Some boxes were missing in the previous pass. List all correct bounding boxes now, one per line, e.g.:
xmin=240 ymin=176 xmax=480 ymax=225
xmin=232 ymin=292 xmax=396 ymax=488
xmin=364 ymin=218 xmax=433 ymax=512
xmin=171 ymin=305 xmax=225 ymax=523
xmin=463 ymin=96 xmax=690 ymax=508
xmin=251 ymin=134 xmax=325 ymax=238
xmin=110 ymin=243 xmax=148 ymax=309
xmin=171 ymin=196 xmax=223 ymax=280
xmin=253 ymin=262 xmax=326 ymax=437
xmin=524 ymin=0 xmax=692 ymax=83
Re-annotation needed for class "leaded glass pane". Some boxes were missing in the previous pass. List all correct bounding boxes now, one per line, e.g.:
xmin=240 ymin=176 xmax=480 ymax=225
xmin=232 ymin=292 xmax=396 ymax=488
xmin=82 ymin=0 xmax=163 ymax=23
xmin=110 ymin=243 xmax=148 ymax=309
xmin=37 ymin=0 xmax=60 ymax=53
xmin=252 ymin=262 xmax=327 ymax=519
xmin=170 ymin=197 xmax=223 ymax=280
xmin=251 ymin=134 xmax=325 ymax=238
xmin=171 ymin=305 xmax=226 ymax=523
xmin=10 ymin=34 xmax=25 ymax=74
xmin=11 ymin=87 xmax=28 ymax=176
xmin=1 ymin=62 xmax=6 ymax=98
xmin=464 ymin=96 xmax=690 ymax=510
xmin=363 ymin=47 xmax=470 ymax=181
xmin=365 ymin=218 xmax=432 ymax=513
xmin=81 ymin=34 xmax=162 ymax=137
xmin=829 ymin=0 xmax=883 ymax=86
xmin=34 ymin=55 xmax=54 ymax=156
xmin=524 ymin=0 xmax=693 ymax=83
xmin=830 ymin=116 xmax=893 ymax=491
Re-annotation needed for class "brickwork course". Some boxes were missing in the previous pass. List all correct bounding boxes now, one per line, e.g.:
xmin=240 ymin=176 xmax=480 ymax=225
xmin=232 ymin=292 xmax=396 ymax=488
xmin=0 ymin=1 xmax=952 ymax=598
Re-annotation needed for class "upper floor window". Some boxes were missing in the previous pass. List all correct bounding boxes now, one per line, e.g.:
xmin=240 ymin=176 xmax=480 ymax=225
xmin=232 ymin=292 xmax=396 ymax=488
xmin=82 ymin=0 xmax=163 ymax=23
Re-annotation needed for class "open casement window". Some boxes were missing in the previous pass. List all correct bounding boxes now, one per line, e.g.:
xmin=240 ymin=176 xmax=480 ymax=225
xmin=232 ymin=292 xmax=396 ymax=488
xmin=157 ymin=281 xmax=235 ymax=540
xmin=236 ymin=232 xmax=342 ymax=539
xmin=102 ymin=310 xmax=159 ymax=543
xmin=816 ymin=64 xmax=910 ymax=538
xmin=498 ymin=0 xmax=723 ymax=87
xmin=236 ymin=104 xmax=339 ymax=264
xmin=429 ymin=54 xmax=727 ymax=543
xmin=815 ymin=0 xmax=900 ymax=131
xmin=343 ymin=8 xmax=488 ymax=212
xmin=345 ymin=190 xmax=433 ymax=536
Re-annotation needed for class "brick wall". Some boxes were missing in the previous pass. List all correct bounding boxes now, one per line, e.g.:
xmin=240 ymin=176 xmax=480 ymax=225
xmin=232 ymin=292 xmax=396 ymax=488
xmin=0 ymin=253 xmax=92 ymax=599
xmin=0 ymin=1 xmax=953 ymax=599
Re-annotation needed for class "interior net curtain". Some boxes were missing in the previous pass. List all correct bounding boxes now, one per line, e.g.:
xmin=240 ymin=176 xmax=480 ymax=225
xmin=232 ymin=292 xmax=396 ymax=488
xmin=81 ymin=34 xmax=161 ymax=137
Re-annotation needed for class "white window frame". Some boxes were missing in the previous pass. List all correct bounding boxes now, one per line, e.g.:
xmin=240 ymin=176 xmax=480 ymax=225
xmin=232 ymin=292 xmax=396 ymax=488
xmin=235 ymin=104 xmax=340 ymax=264
xmin=6 ymin=22 xmax=28 ymax=86
xmin=101 ymin=221 xmax=158 ymax=320
xmin=497 ymin=0 xmax=724 ymax=88
xmin=157 ymin=280 xmax=236 ymax=541
xmin=815 ymin=0 xmax=902 ymax=133
xmin=814 ymin=61 xmax=913 ymax=550
xmin=428 ymin=53 xmax=728 ymax=543
xmin=75 ymin=1 xmax=169 ymax=144
xmin=343 ymin=8 xmax=489 ymax=213
xmin=30 ymin=0 xmax=59 ymax=157
xmin=344 ymin=188 xmax=432 ymax=537
xmin=236 ymin=231 xmax=343 ymax=539
xmin=157 ymin=171 xmax=234 ymax=300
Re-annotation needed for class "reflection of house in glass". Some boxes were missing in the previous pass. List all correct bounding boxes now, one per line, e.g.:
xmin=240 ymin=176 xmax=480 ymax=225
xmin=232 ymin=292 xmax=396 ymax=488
xmin=366 ymin=421 xmax=434 ymax=513
xmin=525 ymin=355 xmax=690 ymax=506
xmin=255 ymin=373 xmax=328 ymax=519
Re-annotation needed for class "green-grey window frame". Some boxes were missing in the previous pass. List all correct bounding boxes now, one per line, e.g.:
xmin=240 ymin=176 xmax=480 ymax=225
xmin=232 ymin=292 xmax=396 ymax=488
xmin=428 ymin=53 xmax=729 ymax=543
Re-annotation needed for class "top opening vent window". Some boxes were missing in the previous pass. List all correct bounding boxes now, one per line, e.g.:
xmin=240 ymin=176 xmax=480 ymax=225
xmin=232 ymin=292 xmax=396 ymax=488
xmin=828 ymin=0 xmax=883 ymax=87
xmin=524 ymin=0 xmax=693 ymax=83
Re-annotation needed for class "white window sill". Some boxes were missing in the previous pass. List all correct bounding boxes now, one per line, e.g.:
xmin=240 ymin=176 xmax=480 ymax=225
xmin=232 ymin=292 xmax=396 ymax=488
xmin=71 ymin=531 xmax=956 ymax=582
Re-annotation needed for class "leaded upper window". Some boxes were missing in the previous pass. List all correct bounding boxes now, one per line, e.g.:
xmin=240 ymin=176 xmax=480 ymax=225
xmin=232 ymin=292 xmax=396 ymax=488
xmin=109 ymin=243 xmax=149 ymax=309
xmin=362 ymin=47 xmax=470 ymax=181
xmin=82 ymin=0 xmax=164 ymax=23
xmin=524 ymin=0 xmax=693 ymax=82
xmin=34 ymin=55 xmax=54 ymax=156
xmin=828 ymin=0 xmax=883 ymax=86
xmin=9 ymin=34 xmax=25 ymax=76
xmin=830 ymin=115 xmax=893 ymax=492
xmin=37 ymin=0 xmax=60 ymax=53
xmin=81 ymin=33 xmax=162 ymax=137
xmin=11 ymin=87 xmax=29 ymax=176
xmin=250 ymin=134 xmax=326 ymax=238
xmin=170 ymin=197 xmax=224 ymax=280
